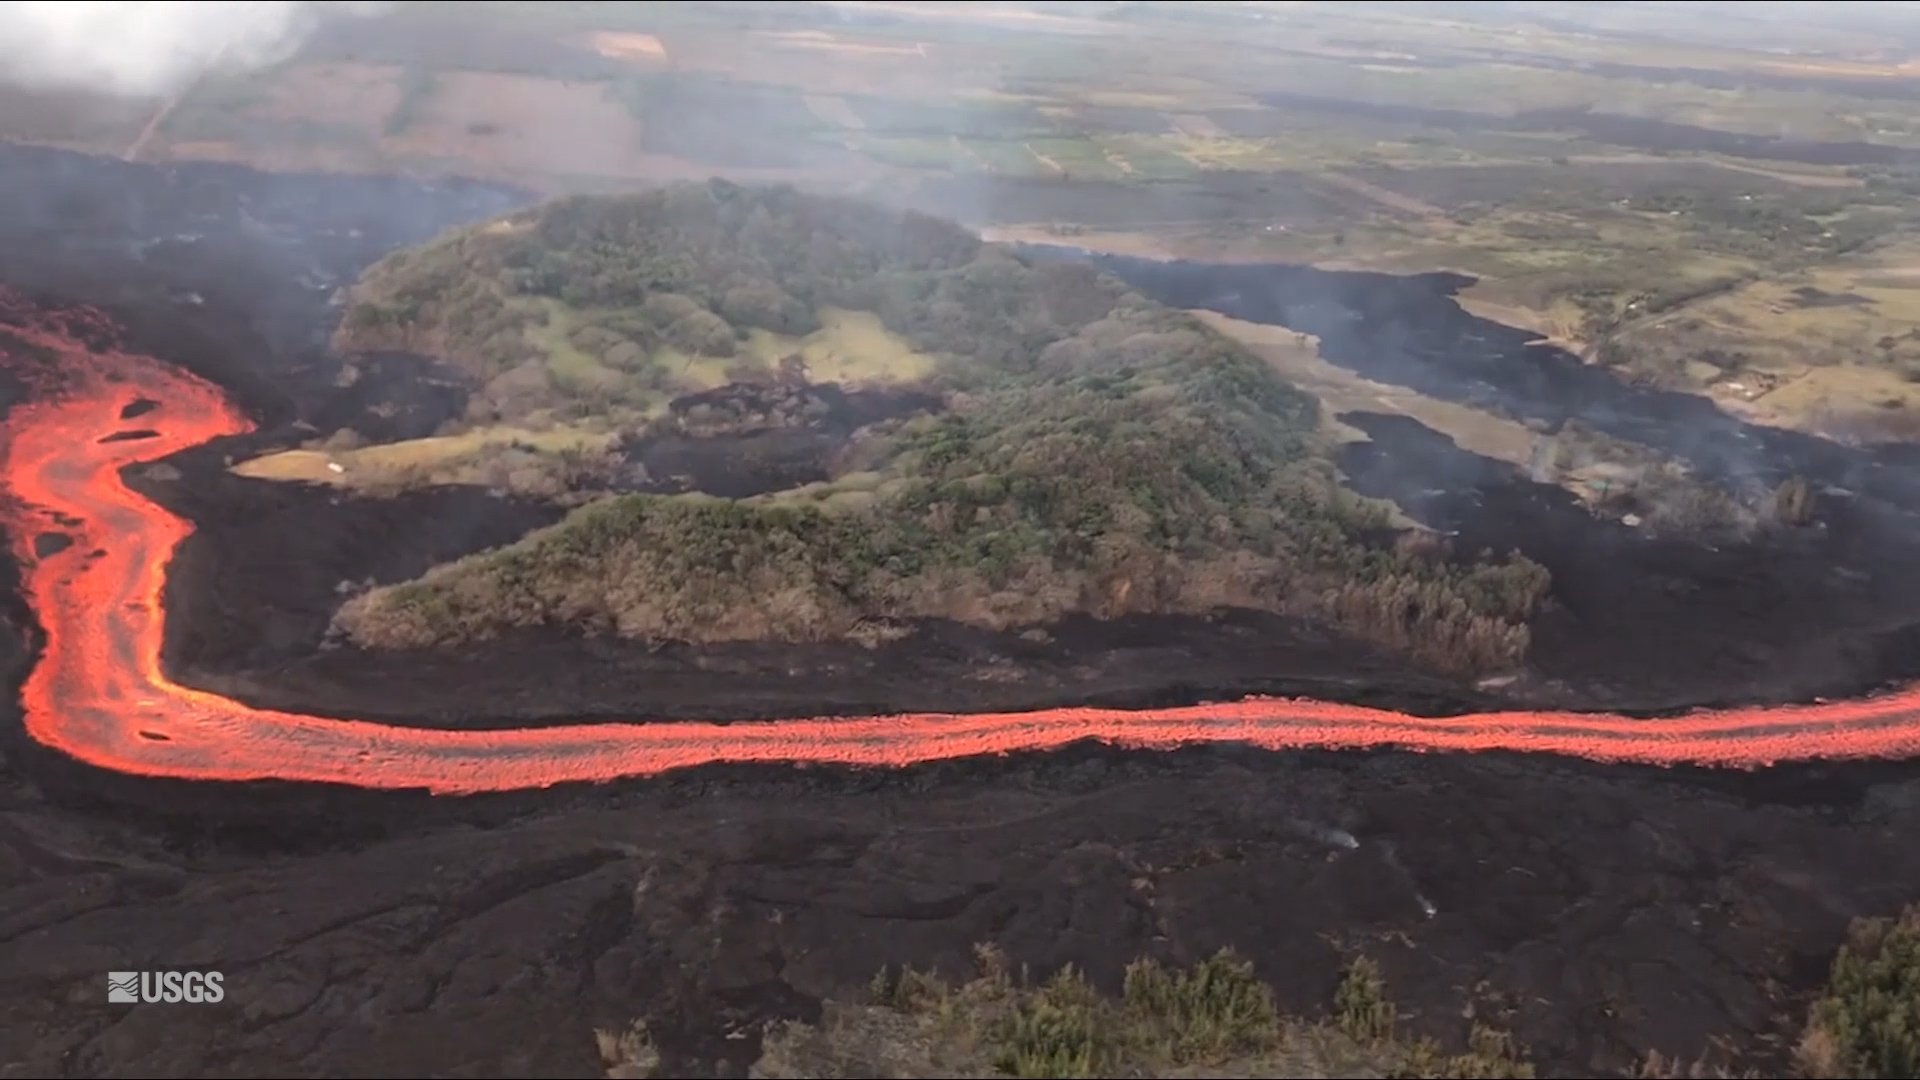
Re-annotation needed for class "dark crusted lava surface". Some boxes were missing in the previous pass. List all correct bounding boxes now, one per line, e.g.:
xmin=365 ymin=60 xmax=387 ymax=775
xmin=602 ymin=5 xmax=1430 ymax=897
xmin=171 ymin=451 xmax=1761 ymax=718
xmin=7 ymin=143 xmax=1920 ymax=1077
xmin=10 ymin=733 xmax=1920 ymax=1079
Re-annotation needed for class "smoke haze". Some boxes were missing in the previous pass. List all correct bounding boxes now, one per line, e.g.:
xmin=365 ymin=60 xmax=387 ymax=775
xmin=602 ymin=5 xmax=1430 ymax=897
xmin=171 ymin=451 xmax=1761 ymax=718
xmin=0 ymin=1 xmax=383 ymax=97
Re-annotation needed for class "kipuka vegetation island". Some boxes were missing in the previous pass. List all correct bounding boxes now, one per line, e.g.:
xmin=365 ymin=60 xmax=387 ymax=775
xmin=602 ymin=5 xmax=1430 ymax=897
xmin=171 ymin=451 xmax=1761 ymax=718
xmin=321 ymin=182 xmax=1548 ymax=674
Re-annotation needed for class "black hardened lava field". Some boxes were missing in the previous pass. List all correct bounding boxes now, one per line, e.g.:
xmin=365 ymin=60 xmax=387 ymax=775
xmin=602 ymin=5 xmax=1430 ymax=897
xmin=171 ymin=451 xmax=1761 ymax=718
xmin=7 ymin=138 xmax=1920 ymax=1079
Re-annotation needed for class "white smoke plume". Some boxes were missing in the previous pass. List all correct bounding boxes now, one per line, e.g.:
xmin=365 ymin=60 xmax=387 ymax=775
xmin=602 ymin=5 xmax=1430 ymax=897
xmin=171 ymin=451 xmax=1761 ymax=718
xmin=0 ymin=1 xmax=386 ymax=97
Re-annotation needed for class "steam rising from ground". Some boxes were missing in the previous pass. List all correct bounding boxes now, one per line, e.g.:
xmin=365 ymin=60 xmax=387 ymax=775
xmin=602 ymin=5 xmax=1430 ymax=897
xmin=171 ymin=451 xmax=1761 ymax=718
xmin=0 ymin=1 xmax=384 ymax=97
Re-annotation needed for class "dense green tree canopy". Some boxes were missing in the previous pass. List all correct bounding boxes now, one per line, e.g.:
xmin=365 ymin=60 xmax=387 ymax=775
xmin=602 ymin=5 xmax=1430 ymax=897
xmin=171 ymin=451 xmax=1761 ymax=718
xmin=335 ymin=181 xmax=1547 ymax=673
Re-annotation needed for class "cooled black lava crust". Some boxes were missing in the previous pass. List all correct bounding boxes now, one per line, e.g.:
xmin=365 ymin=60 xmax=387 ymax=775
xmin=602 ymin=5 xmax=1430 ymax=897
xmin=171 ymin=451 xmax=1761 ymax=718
xmin=6 ymin=142 xmax=1920 ymax=1078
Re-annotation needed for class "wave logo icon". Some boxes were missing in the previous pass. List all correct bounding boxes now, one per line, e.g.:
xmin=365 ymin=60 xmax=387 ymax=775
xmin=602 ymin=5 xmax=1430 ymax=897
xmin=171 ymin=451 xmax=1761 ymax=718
xmin=103 ymin=970 xmax=226 ymax=1004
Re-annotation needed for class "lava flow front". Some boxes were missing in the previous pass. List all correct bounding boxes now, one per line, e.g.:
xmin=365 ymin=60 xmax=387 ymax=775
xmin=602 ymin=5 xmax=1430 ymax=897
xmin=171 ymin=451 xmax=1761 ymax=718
xmin=6 ymin=301 xmax=1920 ymax=794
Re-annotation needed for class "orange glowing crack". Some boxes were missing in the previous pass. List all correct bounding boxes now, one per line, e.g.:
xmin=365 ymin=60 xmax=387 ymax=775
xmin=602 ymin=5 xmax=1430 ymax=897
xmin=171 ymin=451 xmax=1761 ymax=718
xmin=6 ymin=295 xmax=1920 ymax=795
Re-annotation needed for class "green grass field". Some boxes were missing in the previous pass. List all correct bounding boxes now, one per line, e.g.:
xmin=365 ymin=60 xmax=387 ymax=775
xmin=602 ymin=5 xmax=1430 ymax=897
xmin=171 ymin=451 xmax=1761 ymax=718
xmin=740 ymin=308 xmax=941 ymax=385
xmin=233 ymin=424 xmax=614 ymax=491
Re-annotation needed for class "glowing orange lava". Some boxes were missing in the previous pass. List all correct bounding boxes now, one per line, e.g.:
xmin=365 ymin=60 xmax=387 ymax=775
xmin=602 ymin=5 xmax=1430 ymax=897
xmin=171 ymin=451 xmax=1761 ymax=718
xmin=6 ymin=298 xmax=1920 ymax=794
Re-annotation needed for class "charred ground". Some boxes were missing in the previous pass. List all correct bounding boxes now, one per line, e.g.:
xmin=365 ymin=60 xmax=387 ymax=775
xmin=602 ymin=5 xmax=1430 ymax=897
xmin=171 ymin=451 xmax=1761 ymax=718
xmin=6 ymin=143 xmax=1920 ymax=1079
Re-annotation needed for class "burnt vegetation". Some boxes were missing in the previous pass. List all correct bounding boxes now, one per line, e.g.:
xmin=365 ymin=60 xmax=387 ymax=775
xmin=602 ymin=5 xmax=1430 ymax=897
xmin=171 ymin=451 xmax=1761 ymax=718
xmin=331 ymin=182 xmax=1546 ymax=674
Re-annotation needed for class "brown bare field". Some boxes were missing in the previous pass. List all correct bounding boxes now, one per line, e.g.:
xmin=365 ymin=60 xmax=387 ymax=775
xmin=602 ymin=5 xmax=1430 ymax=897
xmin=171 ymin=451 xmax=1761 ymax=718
xmin=761 ymin=30 xmax=926 ymax=59
xmin=381 ymin=72 xmax=647 ymax=179
xmin=650 ymin=28 xmax=980 ymax=101
xmin=255 ymin=61 xmax=405 ymax=128
xmin=590 ymin=31 xmax=667 ymax=62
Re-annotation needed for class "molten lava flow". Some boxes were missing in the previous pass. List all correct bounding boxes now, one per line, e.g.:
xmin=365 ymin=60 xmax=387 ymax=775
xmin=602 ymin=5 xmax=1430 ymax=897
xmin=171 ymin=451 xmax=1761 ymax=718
xmin=7 ymin=297 xmax=1920 ymax=794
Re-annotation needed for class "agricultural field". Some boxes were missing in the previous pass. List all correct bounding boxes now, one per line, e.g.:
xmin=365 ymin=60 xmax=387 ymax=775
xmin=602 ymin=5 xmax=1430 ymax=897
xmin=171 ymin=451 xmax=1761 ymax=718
xmin=5 ymin=0 xmax=1917 ymax=442
xmin=1606 ymin=236 xmax=1920 ymax=442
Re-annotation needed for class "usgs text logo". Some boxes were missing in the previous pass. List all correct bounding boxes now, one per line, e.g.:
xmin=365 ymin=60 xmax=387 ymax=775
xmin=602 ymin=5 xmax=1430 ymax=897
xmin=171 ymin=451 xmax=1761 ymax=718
xmin=107 ymin=971 xmax=225 ymax=1004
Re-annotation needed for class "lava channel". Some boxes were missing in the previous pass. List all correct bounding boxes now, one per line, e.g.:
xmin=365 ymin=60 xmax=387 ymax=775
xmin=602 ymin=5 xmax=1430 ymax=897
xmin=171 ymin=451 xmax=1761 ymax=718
xmin=7 ymin=298 xmax=1920 ymax=794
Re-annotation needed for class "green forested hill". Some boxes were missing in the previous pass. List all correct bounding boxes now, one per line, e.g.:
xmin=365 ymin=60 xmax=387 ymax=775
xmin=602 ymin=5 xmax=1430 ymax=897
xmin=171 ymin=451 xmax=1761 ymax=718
xmin=332 ymin=181 xmax=1547 ymax=673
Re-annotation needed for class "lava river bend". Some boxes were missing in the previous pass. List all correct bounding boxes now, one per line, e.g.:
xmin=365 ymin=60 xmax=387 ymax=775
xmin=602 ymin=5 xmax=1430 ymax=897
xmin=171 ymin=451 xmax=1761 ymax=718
xmin=8 ymin=304 xmax=1920 ymax=794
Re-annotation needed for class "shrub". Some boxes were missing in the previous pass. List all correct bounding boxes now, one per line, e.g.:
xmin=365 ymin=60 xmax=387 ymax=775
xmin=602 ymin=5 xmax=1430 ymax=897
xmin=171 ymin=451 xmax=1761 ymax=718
xmin=995 ymin=969 xmax=1103 ymax=1079
xmin=1119 ymin=949 xmax=1279 ymax=1064
xmin=750 ymin=945 xmax=1533 ymax=1079
xmin=1800 ymin=904 xmax=1920 ymax=1078
xmin=1336 ymin=956 xmax=1396 ymax=1043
